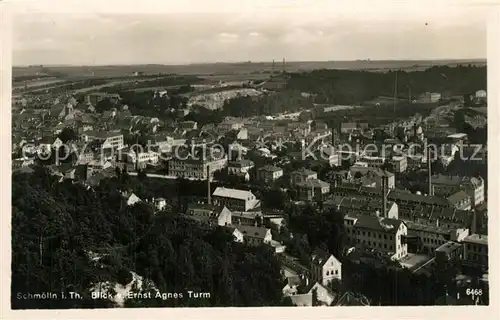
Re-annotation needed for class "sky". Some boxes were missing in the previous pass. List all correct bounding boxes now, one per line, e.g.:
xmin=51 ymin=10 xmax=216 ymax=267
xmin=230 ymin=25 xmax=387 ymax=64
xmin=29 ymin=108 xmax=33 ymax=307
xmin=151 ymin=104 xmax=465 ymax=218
xmin=10 ymin=0 xmax=491 ymax=66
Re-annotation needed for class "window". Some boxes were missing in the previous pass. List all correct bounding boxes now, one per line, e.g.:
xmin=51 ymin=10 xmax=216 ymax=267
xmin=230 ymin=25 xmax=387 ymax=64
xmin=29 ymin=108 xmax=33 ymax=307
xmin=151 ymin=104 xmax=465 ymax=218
xmin=335 ymin=270 xmax=338 ymax=275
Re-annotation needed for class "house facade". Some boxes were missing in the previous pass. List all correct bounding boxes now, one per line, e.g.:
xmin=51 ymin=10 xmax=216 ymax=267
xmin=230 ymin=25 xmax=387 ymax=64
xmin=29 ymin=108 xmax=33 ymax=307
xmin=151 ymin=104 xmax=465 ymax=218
xmin=212 ymin=187 xmax=260 ymax=212
xmin=257 ymin=165 xmax=283 ymax=183
xmin=295 ymin=179 xmax=330 ymax=201
xmin=310 ymin=249 xmax=342 ymax=286
xmin=344 ymin=215 xmax=408 ymax=261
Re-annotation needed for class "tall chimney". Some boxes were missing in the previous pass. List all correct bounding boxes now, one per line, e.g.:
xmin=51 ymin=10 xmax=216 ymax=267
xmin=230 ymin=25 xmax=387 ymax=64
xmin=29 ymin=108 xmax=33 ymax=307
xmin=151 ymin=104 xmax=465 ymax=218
xmin=282 ymin=58 xmax=285 ymax=73
xmin=382 ymin=175 xmax=388 ymax=218
xmin=207 ymin=164 xmax=211 ymax=205
xmin=427 ymin=146 xmax=433 ymax=196
xmin=272 ymin=60 xmax=275 ymax=74
xmin=471 ymin=210 xmax=477 ymax=234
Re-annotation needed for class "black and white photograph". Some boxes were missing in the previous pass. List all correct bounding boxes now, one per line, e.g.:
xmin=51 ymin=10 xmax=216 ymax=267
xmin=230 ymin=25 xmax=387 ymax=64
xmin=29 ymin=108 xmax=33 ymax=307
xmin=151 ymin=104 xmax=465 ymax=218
xmin=4 ymin=0 xmax=496 ymax=313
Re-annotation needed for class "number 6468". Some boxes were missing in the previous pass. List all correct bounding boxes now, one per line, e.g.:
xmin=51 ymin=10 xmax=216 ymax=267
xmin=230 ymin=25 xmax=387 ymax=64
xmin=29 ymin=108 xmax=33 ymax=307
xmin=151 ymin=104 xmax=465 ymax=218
xmin=466 ymin=289 xmax=483 ymax=296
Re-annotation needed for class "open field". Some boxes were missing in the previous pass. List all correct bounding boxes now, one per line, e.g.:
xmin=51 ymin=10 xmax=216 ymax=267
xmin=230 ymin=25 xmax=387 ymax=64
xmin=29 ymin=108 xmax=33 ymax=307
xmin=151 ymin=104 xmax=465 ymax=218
xmin=12 ymin=78 xmax=67 ymax=88
xmin=364 ymin=96 xmax=409 ymax=106
xmin=13 ymin=59 xmax=486 ymax=78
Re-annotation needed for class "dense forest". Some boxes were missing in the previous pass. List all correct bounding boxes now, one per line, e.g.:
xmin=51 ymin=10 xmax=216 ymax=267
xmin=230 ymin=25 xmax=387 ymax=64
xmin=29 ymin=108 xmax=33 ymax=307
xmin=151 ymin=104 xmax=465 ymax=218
xmin=217 ymin=65 xmax=486 ymax=119
xmin=11 ymin=168 xmax=288 ymax=308
xmin=286 ymin=65 xmax=486 ymax=105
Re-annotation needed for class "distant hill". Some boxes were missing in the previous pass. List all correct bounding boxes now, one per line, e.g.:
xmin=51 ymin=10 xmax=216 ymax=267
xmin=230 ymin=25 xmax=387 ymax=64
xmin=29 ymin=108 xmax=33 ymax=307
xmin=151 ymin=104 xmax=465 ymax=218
xmin=13 ymin=59 xmax=486 ymax=78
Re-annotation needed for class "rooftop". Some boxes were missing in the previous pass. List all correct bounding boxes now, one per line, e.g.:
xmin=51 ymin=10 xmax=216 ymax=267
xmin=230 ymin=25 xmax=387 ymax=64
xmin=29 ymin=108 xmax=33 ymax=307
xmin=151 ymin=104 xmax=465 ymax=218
xmin=353 ymin=215 xmax=404 ymax=233
xmin=258 ymin=165 xmax=282 ymax=172
xmin=296 ymin=179 xmax=330 ymax=188
xmin=447 ymin=133 xmax=467 ymax=139
xmin=435 ymin=241 xmax=463 ymax=253
xmin=447 ymin=191 xmax=470 ymax=205
xmin=235 ymin=225 xmax=269 ymax=240
xmin=213 ymin=187 xmax=255 ymax=201
xmin=463 ymin=233 xmax=488 ymax=246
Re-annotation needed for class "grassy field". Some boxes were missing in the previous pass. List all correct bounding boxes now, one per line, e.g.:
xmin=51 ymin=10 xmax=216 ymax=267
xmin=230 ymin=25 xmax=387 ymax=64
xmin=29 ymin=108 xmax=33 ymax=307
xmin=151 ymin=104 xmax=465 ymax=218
xmin=13 ymin=59 xmax=486 ymax=78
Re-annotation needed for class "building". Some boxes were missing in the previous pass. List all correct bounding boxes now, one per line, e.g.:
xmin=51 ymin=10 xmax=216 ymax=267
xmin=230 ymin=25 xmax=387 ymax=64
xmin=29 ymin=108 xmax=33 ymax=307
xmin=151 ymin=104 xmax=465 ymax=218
xmin=334 ymin=292 xmax=370 ymax=306
xmin=344 ymin=214 xmax=408 ymax=261
xmin=185 ymin=204 xmax=232 ymax=227
xmin=308 ymin=282 xmax=336 ymax=306
xmin=122 ymin=192 xmax=141 ymax=206
xmin=462 ymin=234 xmax=488 ymax=270
xmin=235 ymin=225 xmax=272 ymax=246
xmin=168 ymin=152 xmax=228 ymax=180
xmin=81 ymin=131 xmax=124 ymax=150
xmin=295 ymin=179 xmax=330 ymax=202
xmin=324 ymin=196 xmax=399 ymax=220
xmin=446 ymin=191 xmax=472 ymax=211
xmin=310 ymin=248 xmax=342 ymax=286
xmin=475 ymin=90 xmax=487 ymax=99
xmin=228 ymin=159 xmax=254 ymax=174
xmin=348 ymin=167 xmax=395 ymax=189
xmin=317 ymin=145 xmax=341 ymax=167
xmin=218 ymin=118 xmax=244 ymax=134
xmin=359 ymin=156 xmax=385 ymax=168
xmin=447 ymin=133 xmax=468 ymax=145
xmin=290 ymin=168 xmax=317 ymax=186
xmin=340 ymin=122 xmax=357 ymax=134
xmin=419 ymin=92 xmax=441 ymax=103
xmin=227 ymin=226 xmax=244 ymax=243
xmin=178 ymin=120 xmax=198 ymax=131
xmin=391 ymin=156 xmax=407 ymax=173
xmin=127 ymin=150 xmax=160 ymax=169
xmin=257 ymin=165 xmax=283 ymax=183
xmin=435 ymin=241 xmax=463 ymax=264
xmin=405 ymin=221 xmax=469 ymax=254
xmin=86 ymin=159 xmax=113 ymax=177
xmin=430 ymin=174 xmax=485 ymax=207
xmin=212 ymin=187 xmax=260 ymax=212
xmin=153 ymin=198 xmax=167 ymax=211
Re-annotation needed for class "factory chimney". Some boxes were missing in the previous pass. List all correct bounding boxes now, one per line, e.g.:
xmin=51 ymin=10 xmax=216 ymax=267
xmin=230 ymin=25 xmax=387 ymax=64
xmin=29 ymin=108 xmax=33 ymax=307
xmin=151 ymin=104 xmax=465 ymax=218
xmin=207 ymin=164 xmax=211 ymax=205
xmin=427 ymin=146 xmax=433 ymax=196
xmin=282 ymin=57 xmax=285 ymax=73
xmin=382 ymin=174 xmax=388 ymax=218
xmin=272 ymin=60 xmax=275 ymax=75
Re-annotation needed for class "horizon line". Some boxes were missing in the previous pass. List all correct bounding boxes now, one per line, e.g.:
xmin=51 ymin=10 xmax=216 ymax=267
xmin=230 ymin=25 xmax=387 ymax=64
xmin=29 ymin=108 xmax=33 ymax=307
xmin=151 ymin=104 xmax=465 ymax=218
xmin=12 ymin=58 xmax=487 ymax=68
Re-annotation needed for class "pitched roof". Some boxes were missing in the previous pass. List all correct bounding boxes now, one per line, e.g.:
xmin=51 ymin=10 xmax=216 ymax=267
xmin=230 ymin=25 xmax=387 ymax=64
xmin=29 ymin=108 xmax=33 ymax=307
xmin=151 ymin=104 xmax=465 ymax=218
xmin=447 ymin=191 xmax=470 ymax=205
xmin=335 ymin=292 xmax=369 ymax=306
xmin=311 ymin=248 xmax=332 ymax=267
xmin=83 ymin=130 xmax=123 ymax=139
xmin=290 ymin=294 xmax=313 ymax=307
xmin=258 ymin=165 xmax=282 ymax=172
xmin=353 ymin=215 xmax=403 ymax=233
xmin=292 ymin=168 xmax=317 ymax=176
xmin=235 ymin=225 xmax=269 ymax=240
xmin=212 ymin=187 xmax=255 ymax=201
xmin=228 ymin=159 xmax=254 ymax=168
xmin=296 ymin=179 xmax=330 ymax=188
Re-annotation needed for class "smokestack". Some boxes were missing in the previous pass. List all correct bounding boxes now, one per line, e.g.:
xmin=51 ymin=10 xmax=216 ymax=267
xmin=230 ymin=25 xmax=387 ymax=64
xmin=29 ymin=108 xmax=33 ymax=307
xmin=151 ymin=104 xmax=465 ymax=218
xmin=427 ymin=146 xmax=433 ymax=196
xmin=471 ymin=210 xmax=477 ymax=234
xmin=272 ymin=60 xmax=275 ymax=74
xmin=382 ymin=174 xmax=388 ymax=218
xmin=207 ymin=165 xmax=211 ymax=205
xmin=282 ymin=58 xmax=285 ymax=73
